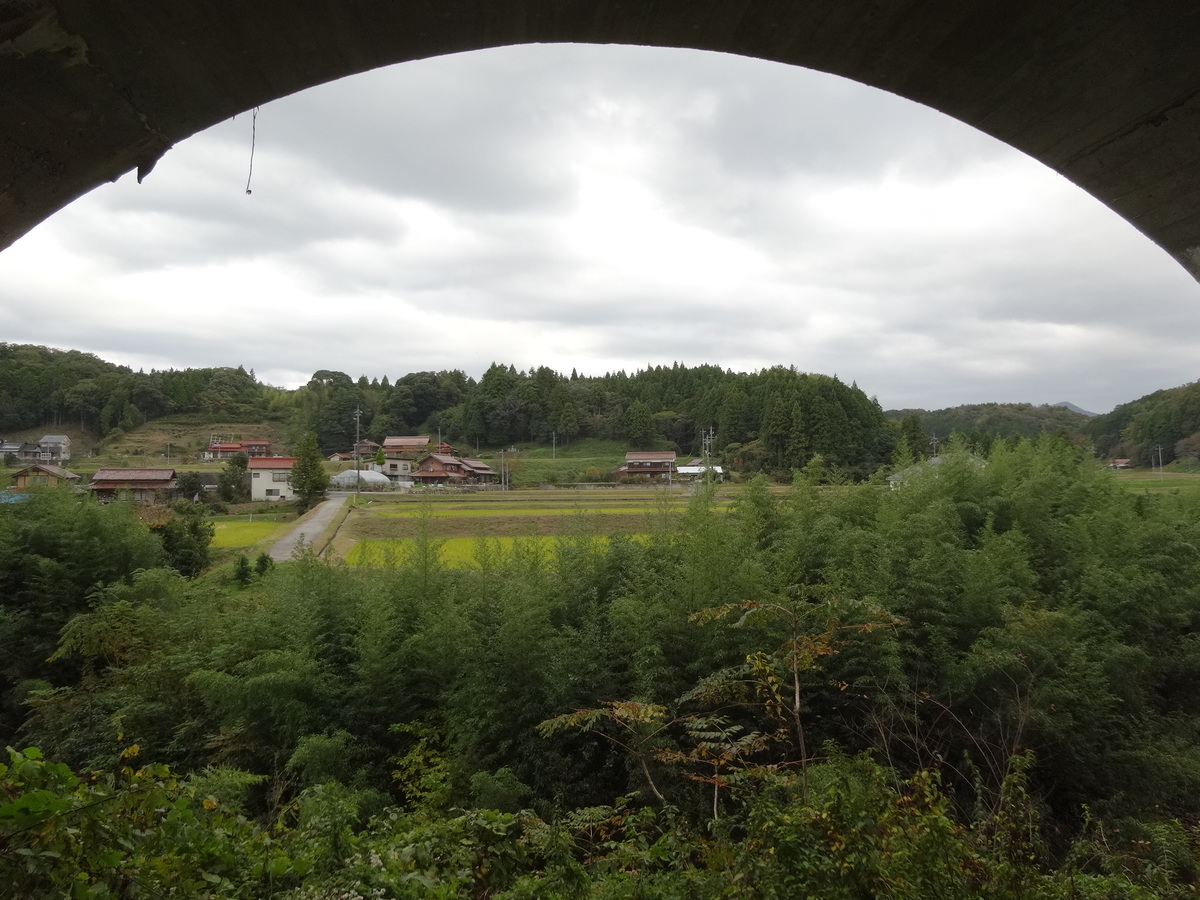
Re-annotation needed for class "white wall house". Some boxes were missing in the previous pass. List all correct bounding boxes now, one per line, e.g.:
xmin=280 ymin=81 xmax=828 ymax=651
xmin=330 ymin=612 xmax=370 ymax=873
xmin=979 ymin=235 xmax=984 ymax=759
xmin=379 ymin=458 xmax=412 ymax=482
xmin=38 ymin=434 xmax=71 ymax=462
xmin=248 ymin=456 xmax=297 ymax=501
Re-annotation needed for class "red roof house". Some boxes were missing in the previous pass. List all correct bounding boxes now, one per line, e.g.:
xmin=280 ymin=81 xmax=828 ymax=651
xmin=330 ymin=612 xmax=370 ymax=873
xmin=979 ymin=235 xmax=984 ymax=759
xmin=248 ymin=456 xmax=297 ymax=501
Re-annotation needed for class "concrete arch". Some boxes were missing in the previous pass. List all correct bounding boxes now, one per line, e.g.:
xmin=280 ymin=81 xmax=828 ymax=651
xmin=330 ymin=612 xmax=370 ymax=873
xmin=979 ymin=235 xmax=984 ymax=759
xmin=3 ymin=1 xmax=1200 ymax=281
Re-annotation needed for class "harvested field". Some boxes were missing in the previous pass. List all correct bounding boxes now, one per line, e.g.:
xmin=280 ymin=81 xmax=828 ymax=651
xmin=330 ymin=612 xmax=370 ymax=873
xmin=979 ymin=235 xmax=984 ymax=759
xmin=334 ymin=487 xmax=707 ymax=560
xmin=372 ymin=504 xmax=672 ymax=518
xmin=345 ymin=511 xmax=648 ymax=541
xmin=347 ymin=533 xmax=648 ymax=568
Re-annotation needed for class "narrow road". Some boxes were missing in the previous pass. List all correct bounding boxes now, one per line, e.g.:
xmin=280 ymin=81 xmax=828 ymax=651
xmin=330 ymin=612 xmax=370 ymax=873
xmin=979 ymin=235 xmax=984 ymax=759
xmin=268 ymin=492 xmax=349 ymax=562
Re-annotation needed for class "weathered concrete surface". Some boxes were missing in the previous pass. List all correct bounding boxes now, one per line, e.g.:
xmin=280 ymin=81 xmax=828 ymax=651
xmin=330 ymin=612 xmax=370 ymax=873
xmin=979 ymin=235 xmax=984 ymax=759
xmin=3 ymin=1 xmax=1200 ymax=280
xmin=268 ymin=492 xmax=346 ymax=562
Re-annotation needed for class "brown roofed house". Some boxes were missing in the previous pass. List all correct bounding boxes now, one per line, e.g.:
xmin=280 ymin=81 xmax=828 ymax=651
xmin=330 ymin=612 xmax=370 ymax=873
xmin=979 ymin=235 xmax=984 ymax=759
xmin=90 ymin=468 xmax=177 ymax=503
xmin=409 ymin=453 xmax=495 ymax=485
xmin=617 ymin=451 xmax=677 ymax=479
xmin=410 ymin=453 xmax=468 ymax=485
xmin=458 ymin=458 xmax=497 ymax=484
xmin=382 ymin=436 xmax=431 ymax=460
xmin=12 ymin=463 xmax=81 ymax=490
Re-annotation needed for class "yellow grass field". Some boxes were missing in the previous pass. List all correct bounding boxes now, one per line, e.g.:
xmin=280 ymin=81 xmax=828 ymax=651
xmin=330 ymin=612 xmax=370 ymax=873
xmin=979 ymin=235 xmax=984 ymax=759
xmin=347 ymin=533 xmax=647 ymax=569
xmin=332 ymin=487 xmax=707 ymax=561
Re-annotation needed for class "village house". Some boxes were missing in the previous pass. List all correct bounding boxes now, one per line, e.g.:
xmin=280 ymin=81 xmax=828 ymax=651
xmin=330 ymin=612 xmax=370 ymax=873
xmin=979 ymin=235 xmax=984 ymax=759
xmin=202 ymin=442 xmax=245 ymax=461
xmin=459 ymin=457 xmax=498 ymax=484
xmin=353 ymin=439 xmax=381 ymax=460
xmin=1 ymin=440 xmax=40 ymax=462
xmin=89 ymin=468 xmax=177 ymax=503
xmin=201 ymin=439 xmax=270 ymax=460
xmin=248 ymin=456 xmax=298 ymax=501
xmin=11 ymin=463 xmax=81 ymax=489
xmin=411 ymin=453 xmax=498 ymax=486
xmin=380 ymin=457 xmax=412 ymax=481
xmin=616 ymin=451 xmax=677 ymax=480
xmin=37 ymin=435 xmax=71 ymax=462
xmin=382 ymin=435 xmax=431 ymax=458
xmin=380 ymin=435 xmax=431 ymax=481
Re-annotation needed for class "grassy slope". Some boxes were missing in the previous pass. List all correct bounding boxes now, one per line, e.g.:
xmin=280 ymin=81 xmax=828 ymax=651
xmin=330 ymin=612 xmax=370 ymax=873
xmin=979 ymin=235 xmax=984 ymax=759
xmin=1110 ymin=467 xmax=1200 ymax=500
xmin=95 ymin=415 xmax=291 ymax=462
xmin=473 ymin=439 xmax=628 ymax=487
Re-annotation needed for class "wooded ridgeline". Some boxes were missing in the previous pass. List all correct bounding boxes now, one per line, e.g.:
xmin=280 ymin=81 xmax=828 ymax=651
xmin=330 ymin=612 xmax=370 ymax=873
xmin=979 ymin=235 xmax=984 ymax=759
xmin=6 ymin=344 xmax=1196 ymax=476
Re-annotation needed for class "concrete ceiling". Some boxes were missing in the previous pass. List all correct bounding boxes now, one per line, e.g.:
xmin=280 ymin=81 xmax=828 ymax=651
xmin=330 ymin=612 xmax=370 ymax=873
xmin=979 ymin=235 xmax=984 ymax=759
xmin=4 ymin=1 xmax=1200 ymax=281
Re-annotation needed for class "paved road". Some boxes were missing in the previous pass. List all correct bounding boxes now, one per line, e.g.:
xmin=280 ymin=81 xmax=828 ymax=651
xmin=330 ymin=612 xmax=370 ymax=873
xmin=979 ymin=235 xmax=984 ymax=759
xmin=268 ymin=492 xmax=349 ymax=562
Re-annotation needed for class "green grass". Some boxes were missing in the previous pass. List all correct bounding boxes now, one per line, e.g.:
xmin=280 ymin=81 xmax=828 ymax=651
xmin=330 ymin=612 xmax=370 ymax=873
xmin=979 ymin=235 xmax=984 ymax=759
xmin=460 ymin=439 xmax=629 ymax=488
xmin=209 ymin=520 xmax=288 ymax=548
xmin=1110 ymin=469 xmax=1200 ymax=500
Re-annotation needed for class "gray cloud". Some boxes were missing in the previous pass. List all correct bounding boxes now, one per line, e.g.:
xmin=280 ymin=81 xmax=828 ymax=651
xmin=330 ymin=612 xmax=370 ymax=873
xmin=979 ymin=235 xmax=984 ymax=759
xmin=1 ymin=43 xmax=1198 ymax=415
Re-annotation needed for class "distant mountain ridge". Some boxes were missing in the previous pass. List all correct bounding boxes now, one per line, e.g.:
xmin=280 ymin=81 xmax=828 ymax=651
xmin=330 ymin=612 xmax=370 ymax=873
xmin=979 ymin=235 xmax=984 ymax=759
xmin=886 ymin=402 xmax=1091 ymax=442
xmin=1053 ymin=401 xmax=1099 ymax=417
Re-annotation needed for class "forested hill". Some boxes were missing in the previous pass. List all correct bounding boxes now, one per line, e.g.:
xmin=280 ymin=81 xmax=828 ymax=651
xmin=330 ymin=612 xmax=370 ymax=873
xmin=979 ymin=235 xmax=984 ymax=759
xmin=887 ymin=402 xmax=1091 ymax=445
xmin=0 ymin=343 xmax=262 ymax=434
xmin=0 ymin=345 xmax=896 ymax=477
xmin=1086 ymin=379 xmax=1200 ymax=466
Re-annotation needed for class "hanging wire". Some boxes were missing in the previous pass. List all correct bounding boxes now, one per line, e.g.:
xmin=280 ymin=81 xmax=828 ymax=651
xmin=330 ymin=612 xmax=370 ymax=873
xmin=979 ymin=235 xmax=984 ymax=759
xmin=245 ymin=106 xmax=259 ymax=195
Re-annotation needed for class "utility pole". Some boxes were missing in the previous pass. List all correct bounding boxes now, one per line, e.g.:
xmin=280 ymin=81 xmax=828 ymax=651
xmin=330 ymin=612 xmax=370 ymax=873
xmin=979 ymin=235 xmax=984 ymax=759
xmin=354 ymin=406 xmax=362 ymax=498
xmin=1156 ymin=444 xmax=1164 ymax=480
xmin=552 ymin=430 xmax=556 ymax=459
xmin=930 ymin=434 xmax=940 ymax=457
xmin=702 ymin=425 xmax=716 ymax=482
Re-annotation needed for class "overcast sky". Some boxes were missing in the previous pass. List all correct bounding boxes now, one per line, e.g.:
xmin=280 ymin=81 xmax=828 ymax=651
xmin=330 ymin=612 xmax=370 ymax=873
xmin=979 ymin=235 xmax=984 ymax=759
xmin=2 ymin=43 xmax=1198 ymax=414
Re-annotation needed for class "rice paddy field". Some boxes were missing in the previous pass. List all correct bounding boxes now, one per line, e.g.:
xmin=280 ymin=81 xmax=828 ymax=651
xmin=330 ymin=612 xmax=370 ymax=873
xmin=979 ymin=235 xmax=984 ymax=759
xmin=216 ymin=466 xmax=1200 ymax=566
xmin=331 ymin=486 xmax=729 ymax=566
xmin=1111 ymin=468 xmax=1200 ymax=500
xmin=345 ymin=533 xmax=650 ymax=567
xmin=209 ymin=517 xmax=290 ymax=549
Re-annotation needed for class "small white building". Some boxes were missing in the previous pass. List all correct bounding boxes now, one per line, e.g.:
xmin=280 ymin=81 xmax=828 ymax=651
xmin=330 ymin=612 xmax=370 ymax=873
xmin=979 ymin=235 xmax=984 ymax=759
xmin=380 ymin=457 xmax=412 ymax=482
xmin=677 ymin=465 xmax=724 ymax=482
xmin=248 ymin=456 xmax=297 ymax=501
